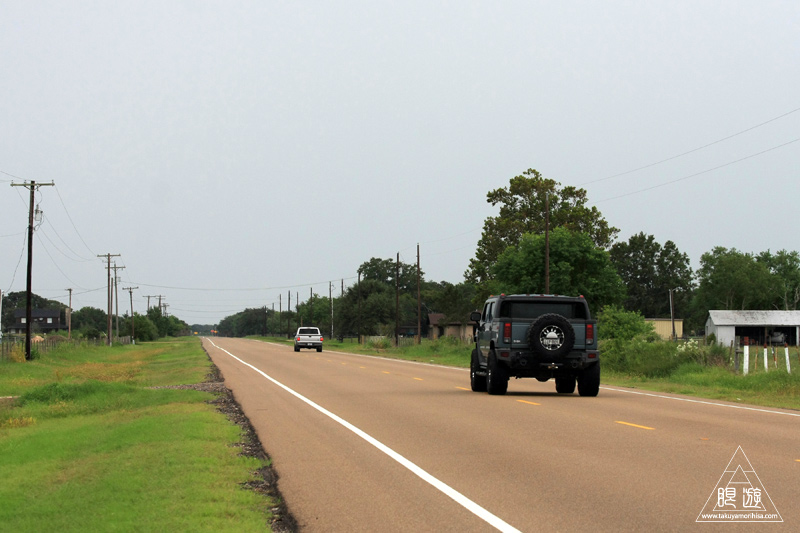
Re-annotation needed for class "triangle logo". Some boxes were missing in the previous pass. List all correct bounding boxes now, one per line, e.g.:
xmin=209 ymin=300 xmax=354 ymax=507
xmin=697 ymin=446 xmax=783 ymax=522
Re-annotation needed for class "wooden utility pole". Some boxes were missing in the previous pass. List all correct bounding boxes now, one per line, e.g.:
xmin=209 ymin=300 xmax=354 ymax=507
xmin=112 ymin=264 xmax=125 ymax=341
xmin=11 ymin=180 xmax=54 ymax=360
xmin=310 ymin=287 xmax=313 ymax=325
xmin=395 ymin=252 xmax=400 ymax=347
xmin=65 ymin=288 xmax=73 ymax=340
xmin=545 ymin=191 xmax=550 ymax=294
xmin=417 ymin=244 xmax=421 ymax=345
xmin=123 ymin=286 xmax=138 ymax=342
xmin=279 ymin=293 xmax=282 ymax=337
xmin=97 ymin=253 xmax=120 ymax=346
xmin=329 ymin=281 xmax=333 ymax=340
xmin=357 ymin=272 xmax=361 ymax=344
xmin=287 ymin=291 xmax=291 ymax=338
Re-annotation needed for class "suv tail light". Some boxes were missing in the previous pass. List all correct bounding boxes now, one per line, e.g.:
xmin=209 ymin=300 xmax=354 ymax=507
xmin=503 ymin=322 xmax=512 ymax=344
xmin=586 ymin=324 xmax=594 ymax=344
xmin=320 ymin=337 xmax=324 ymax=341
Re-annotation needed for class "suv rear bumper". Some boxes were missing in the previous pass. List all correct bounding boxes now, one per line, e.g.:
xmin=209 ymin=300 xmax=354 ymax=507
xmin=502 ymin=350 xmax=599 ymax=375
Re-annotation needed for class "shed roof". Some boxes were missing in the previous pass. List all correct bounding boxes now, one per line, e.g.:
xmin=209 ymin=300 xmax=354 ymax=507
xmin=708 ymin=310 xmax=800 ymax=326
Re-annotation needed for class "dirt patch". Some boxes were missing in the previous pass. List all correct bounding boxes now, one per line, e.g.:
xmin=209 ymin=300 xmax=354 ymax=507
xmin=156 ymin=361 xmax=297 ymax=532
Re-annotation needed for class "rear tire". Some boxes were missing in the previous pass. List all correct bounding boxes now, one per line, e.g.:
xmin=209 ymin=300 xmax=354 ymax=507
xmin=470 ymin=349 xmax=487 ymax=392
xmin=577 ymin=363 xmax=600 ymax=397
xmin=294 ymin=345 xmax=300 ymax=352
xmin=555 ymin=376 xmax=576 ymax=394
xmin=486 ymin=353 xmax=509 ymax=395
xmin=317 ymin=346 xmax=322 ymax=352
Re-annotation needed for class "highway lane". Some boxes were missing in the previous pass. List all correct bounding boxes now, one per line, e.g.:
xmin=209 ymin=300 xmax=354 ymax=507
xmin=203 ymin=337 xmax=799 ymax=532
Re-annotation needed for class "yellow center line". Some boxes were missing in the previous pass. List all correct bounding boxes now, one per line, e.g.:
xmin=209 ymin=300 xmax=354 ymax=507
xmin=382 ymin=371 xmax=391 ymax=374
xmin=359 ymin=366 xmax=367 ymax=369
xmin=795 ymin=459 xmax=800 ymax=463
xmin=414 ymin=377 xmax=424 ymax=381
xmin=516 ymin=400 xmax=541 ymax=406
xmin=455 ymin=387 xmax=470 ymax=391
xmin=616 ymin=421 xmax=655 ymax=430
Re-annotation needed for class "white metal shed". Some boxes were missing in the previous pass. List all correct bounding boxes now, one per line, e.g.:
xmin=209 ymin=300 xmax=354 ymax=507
xmin=705 ymin=310 xmax=800 ymax=347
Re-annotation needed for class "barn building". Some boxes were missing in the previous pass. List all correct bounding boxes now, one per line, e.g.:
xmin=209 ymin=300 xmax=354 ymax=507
xmin=705 ymin=310 xmax=800 ymax=347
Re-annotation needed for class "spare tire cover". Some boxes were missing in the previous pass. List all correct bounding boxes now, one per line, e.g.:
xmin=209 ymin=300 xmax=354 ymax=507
xmin=527 ymin=313 xmax=575 ymax=358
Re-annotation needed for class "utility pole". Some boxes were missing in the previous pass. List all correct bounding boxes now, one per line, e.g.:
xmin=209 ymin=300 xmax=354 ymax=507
xmin=123 ymin=286 xmax=138 ymax=343
xmin=279 ymin=293 xmax=282 ymax=337
xmin=417 ymin=243 xmax=421 ymax=345
xmin=97 ymin=254 xmax=120 ymax=346
xmin=144 ymin=295 xmax=157 ymax=310
xmin=287 ymin=291 xmax=291 ymax=338
xmin=545 ymin=191 xmax=550 ymax=294
xmin=112 ymin=264 xmax=125 ymax=341
xmin=310 ymin=286 xmax=313 ymax=326
xmin=669 ymin=288 xmax=677 ymax=341
xmin=65 ymin=288 xmax=73 ymax=340
xmin=395 ymin=252 xmax=400 ymax=347
xmin=329 ymin=281 xmax=333 ymax=341
xmin=0 ymin=289 xmax=4 ymax=341
xmin=357 ymin=272 xmax=361 ymax=344
xmin=11 ymin=180 xmax=54 ymax=360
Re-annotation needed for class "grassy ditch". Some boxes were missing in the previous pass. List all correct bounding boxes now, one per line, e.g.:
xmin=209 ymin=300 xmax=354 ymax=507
xmin=0 ymin=338 xmax=277 ymax=532
xmin=252 ymin=335 xmax=800 ymax=410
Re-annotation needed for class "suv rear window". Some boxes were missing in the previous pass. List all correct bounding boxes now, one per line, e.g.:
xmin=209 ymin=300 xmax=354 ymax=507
xmin=499 ymin=301 xmax=587 ymax=320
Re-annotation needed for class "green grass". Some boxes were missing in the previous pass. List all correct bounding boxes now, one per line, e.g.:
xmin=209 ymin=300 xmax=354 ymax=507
xmin=0 ymin=337 xmax=273 ymax=532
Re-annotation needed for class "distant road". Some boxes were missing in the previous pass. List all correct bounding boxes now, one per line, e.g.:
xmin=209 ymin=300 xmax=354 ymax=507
xmin=203 ymin=338 xmax=798 ymax=532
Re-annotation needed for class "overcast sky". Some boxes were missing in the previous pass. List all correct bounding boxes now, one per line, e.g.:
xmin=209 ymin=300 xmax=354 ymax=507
xmin=2 ymin=1 xmax=798 ymax=325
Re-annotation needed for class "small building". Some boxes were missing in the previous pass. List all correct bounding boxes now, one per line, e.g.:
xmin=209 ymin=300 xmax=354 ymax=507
xmin=12 ymin=309 xmax=62 ymax=335
xmin=427 ymin=313 xmax=476 ymax=342
xmin=645 ymin=318 xmax=684 ymax=340
xmin=705 ymin=310 xmax=800 ymax=347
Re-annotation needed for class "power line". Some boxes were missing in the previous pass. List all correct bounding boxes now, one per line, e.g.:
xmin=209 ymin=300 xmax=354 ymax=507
xmin=580 ymin=104 xmax=800 ymax=187
xmin=593 ymin=136 xmax=800 ymax=204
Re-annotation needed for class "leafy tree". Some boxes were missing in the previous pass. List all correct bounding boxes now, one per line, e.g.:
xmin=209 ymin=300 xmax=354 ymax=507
xmin=466 ymin=169 xmax=618 ymax=283
xmin=358 ymin=257 xmax=421 ymax=293
xmin=609 ymin=233 xmax=694 ymax=317
xmin=422 ymin=281 xmax=477 ymax=325
xmin=758 ymin=250 xmax=800 ymax=310
xmin=146 ymin=307 xmax=190 ymax=338
xmin=694 ymin=247 xmax=773 ymax=311
xmin=72 ymin=306 xmax=108 ymax=334
xmin=490 ymin=228 xmax=625 ymax=310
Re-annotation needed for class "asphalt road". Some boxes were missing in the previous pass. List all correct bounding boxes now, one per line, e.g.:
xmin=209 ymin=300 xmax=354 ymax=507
xmin=203 ymin=337 xmax=799 ymax=532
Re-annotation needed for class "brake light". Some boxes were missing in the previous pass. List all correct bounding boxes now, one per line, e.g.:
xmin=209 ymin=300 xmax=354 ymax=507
xmin=320 ymin=337 xmax=324 ymax=341
xmin=296 ymin=337 xmax=300 ymax=341
xmin=586 ymin=324 xmax=594 ymax=344
xmin=503 ymin=322 xmax=512 ymax=343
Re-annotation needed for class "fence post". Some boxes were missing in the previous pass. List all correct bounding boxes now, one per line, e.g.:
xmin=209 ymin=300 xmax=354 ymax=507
xmin=743 ymin=345 xmax=749 ymax=376
xmin=763 ymin=345 xmax=769 ymax=372
xmin=786 ymin=346 xmax=791 ymax=374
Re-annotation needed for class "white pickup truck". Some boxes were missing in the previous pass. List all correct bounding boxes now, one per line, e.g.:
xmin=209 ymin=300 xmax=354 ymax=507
xmin=294 ymin=327 xmax=323 ymax=352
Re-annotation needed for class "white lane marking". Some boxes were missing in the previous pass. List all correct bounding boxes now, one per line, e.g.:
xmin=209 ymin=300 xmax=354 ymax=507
xmin=207 ymin=339 xmax=521 ymax=533
xmin=601 ymin=386 xmax=800 ymax=418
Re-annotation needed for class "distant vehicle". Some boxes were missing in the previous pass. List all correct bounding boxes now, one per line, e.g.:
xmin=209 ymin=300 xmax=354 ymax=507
xmin=294 ymin=327 xmax=323 ymax=352
xmin=469 ymin=294 xmax=600 ymax=396
xmin=768 ymin=331 xmax=787 ymax=345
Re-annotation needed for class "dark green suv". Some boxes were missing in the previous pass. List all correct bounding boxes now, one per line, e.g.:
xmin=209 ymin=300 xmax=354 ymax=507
xmin=469 ymin=294 xmax=600 ymax=396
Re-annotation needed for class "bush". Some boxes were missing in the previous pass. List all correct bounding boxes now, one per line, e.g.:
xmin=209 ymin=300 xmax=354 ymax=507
xmin=597 ymin=305 xmax=656 ymax=341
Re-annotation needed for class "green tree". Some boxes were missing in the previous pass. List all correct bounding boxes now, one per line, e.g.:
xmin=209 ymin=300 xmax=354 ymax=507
xmin=72 ymin=306 xmax=108 ymax=334
xmin=491 ymin=228 xmax=625 ymax=310
xmin=466 ymin=169 xmax=618 ymax=283
xmin=758 ymin=250 xmax=800 ymax=310
xmin=422 ymin=281 xmax=476 ymax=325
xmin=358 ymin=257 xmax=421 ymax=293
xmin=694 ymin=247 xmax=773 ymax=312
xmin=609 ymin=233 xmax=694 ymax=317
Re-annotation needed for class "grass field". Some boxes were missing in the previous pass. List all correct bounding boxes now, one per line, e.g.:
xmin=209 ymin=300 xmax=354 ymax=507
xmin=0 ymin=338 xmax=275 ymax=532
xmin=254 ymin=335 xmax=800 ymax=411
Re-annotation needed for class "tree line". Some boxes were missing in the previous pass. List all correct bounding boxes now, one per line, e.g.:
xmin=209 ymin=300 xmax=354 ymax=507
xmin=0 ymin=291 xmax=190 ymax=342
xmin=218 ymin=168 xmax=800 ymax=338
